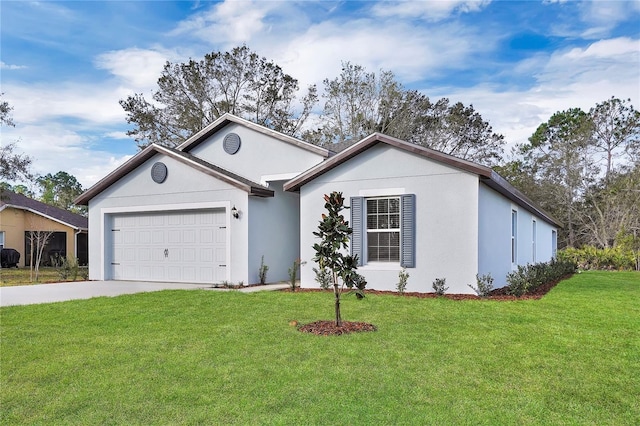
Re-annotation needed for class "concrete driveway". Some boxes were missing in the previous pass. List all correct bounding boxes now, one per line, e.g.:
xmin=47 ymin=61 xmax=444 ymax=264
xmin=0 ymin=281 xmax=289 ymax=307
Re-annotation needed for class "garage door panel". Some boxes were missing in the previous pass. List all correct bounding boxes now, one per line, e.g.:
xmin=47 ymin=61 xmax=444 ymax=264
xmin=110 ymin=209 xmax=227 ymax=284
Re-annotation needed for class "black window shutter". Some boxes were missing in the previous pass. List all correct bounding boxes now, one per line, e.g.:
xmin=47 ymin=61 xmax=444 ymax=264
xmin=401 ymin=194 xmax=416 ymax=268
xmin=350 ymin=196 xmax=364 ymax=266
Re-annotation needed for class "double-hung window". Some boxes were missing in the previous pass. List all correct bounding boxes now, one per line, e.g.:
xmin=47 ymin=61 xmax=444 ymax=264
xmin=351 ymin=194 xmax=415 ymax=268
xmin=366 ymin=197 xmax=401 ymax=262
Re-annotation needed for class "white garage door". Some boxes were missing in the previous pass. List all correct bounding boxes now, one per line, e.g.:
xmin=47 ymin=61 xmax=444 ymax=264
xmin=110 ymin=209 xmax=227 ymax=283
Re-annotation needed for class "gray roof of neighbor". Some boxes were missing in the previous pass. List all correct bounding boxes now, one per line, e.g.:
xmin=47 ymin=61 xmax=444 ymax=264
xmin=0 ymin=190 xmax=88 ymax=230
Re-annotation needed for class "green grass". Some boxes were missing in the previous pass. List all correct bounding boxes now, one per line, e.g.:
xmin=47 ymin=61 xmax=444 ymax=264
xmin=0 ymin=267 xmax=88 ymax=287
xmin=1 ymin=271 xmax=638 ymax=425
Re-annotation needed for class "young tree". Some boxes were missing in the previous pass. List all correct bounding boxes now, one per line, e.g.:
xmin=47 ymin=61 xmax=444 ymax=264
xmin=120 ymin=45 xmax=317 ymax=149
xmin=312 ymin=192 xmax=366 ymax=327
xmin=27 ymin=229 xmax=55 ymax=282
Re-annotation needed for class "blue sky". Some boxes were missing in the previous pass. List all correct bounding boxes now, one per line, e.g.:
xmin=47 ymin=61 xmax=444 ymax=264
xmin=1 ymin=0 xmax=639 ymax=189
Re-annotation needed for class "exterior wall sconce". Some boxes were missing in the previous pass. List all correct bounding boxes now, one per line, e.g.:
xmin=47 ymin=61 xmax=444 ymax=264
xmin=231 ymin=205 xmax=239 ymax=219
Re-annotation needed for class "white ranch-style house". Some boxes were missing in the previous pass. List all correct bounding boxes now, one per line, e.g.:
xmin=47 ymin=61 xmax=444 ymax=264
xmin=76 ymin=114 xmax=559 ymax=293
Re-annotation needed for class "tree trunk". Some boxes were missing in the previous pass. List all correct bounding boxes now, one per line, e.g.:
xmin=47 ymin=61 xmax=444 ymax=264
xmin=334 ymin=284 xmax=342 ymax=327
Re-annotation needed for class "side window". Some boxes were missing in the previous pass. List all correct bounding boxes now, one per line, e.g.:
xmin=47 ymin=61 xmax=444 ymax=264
xmin=0 ymin=231 xmax=4 ymax=249
xmin=532 ymin=220 xmax=536 ymax=263
xmin=351 ymin=194 xmax=415 ymax=267
xmin=552 ymin=230 xmax=557 ymax=259
xmin=511 ymin=209 xmax=518 ymax=264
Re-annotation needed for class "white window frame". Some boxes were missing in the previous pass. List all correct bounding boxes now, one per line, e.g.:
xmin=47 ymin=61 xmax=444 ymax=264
xmin=552 ymin=230 xmax=557 ymax=259
xmin=0 ymin=231 xmax=4 ymax=249
xmin=366 ymin=196 xmax=401 ymax=263
xmin=532 ymin=220 xmax=537 ymax=263
xmin=511 ymin=209 xmax=518 ymax=265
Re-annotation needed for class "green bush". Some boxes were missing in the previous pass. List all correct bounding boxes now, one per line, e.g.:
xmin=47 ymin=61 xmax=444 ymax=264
xmin=506 ymin=259 xmax=577 ymax=297
xmin=432 ymin=277 xmax=448 ymax=296
xmin=56 ymin=256 xmax=79 ymax=281
xmin=468 ymin=274 xmax=494 ymax=297
xmin=559 ymin=245 xmax=636 ymax=271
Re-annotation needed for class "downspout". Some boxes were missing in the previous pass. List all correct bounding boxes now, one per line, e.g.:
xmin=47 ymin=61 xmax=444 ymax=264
xmin=74 ymin=229 xmax=82 ymax=260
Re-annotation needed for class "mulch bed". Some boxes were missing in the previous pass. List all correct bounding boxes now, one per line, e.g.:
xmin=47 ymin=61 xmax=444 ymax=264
xmin=289 ymin=275 xmax=571 ymax=335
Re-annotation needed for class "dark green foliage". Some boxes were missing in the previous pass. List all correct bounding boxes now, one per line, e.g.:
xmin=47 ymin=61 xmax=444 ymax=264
xmin=506 ymin=259 xmax=577 ymax=297
xmin=468 ymin=273 xmax=494 ymax=297
xmin=312 ymin=191 xmax=366 ymax=326
xmin=432 ymin=277 xmax=448 ymax=296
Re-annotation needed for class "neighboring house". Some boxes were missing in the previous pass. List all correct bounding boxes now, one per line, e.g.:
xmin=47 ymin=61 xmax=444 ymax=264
xmin=74 ymin=114 xmax=330 ymax=285
xmin=76 ymin=114 xmax=559 ymax=293
xmin=0 ymin=190 xmax=88 ymax=267
xmin=284 ymin=133 xmax=560 ymax=293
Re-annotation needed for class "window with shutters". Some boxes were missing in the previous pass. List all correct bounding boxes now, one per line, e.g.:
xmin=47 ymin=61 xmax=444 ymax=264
xmin=351 ymin=194 xmax=415 ymax=268
xmin=366 ymin=197 xmax=400 ymax=262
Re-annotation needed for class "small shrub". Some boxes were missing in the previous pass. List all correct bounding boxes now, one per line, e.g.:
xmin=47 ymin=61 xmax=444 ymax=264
xmin=80 ymin=266 xmax=89 ymax=281
xmin=258 ymin=255 xmax=269 ymax=285
xmin=57 ymin=256 xmax=79 ymax=281
xmin=288 ymin=259 xmax=306 ymax=291
xmin=468 ymin=273 xmax=494 ymax=298
xmin=432 ymin=277 xmax=448 ymax=296
xmin=313 ymin=266 xmax=332 ymax=290
xmin=397 ymin=268 xmax=410 ymax=294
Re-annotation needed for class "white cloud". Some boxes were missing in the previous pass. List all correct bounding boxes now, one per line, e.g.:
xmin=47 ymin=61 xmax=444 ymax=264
xmin=0 ymin=61 xmax=27 ymax=70
xmin=1 ymin=123 xmax=134 ymax=188
xmin=430 ymin=37 xmax=640 ymax=150
xmin=170 ymin=0 xmax=280 ymax=45
xmin=2 ymin=82 xmax=128 ymax=126
xmin=94 ymin=47 xmax=176 ymax=89
xmin=372 ymin=0 xmax=491 ymax=21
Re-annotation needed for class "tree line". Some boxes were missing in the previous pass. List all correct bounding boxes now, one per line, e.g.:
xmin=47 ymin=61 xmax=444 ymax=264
xmin=3 ymin=46 xmax=639 ymax=250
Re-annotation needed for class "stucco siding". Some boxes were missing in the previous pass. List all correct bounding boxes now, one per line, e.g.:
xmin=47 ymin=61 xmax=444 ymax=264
xmin=478 ymin=183 xmax=559 ymax=288
xmin=247 ymin=181 xmax=300 ymax=284
xmin=87 ymin=153 xmax=248 ymax=283
xmin=188 ymin=123 xmax=326 ymax=184
xmin=299 ymin=143 xmax=479 ymax=294
xmin=0 ymin=208 xmax=76 ymax=268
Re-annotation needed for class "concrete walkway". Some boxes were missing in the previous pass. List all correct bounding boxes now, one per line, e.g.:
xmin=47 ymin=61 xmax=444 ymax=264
xmin=0 ymin=281 xmax=289 ymax=307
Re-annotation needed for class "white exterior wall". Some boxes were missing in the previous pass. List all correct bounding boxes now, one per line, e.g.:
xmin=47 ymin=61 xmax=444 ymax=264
xmin=247 ymin=181 xmax=300 ymax=284
xmin=298 ymin=144 xmax=480 ymax=294
xmin=87 ymin=153 xmax=249 ymax=283
xmin=478 ymin=183 xmax=558 ymax=288
xmin=188 ymin=123 xmax=325 ymax=184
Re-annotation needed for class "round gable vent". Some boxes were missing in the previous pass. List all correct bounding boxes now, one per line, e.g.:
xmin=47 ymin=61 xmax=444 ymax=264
xmin=223 ymin=133 xmax=241 ymax=155
xmin=151 ymin=162 xmax=168 ymax=183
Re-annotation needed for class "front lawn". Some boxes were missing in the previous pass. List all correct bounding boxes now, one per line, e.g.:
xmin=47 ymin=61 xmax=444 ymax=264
xmin=0 ymin=267 xmax=87 ymax=287
xmin=1 ymin=271 xmax=638 ymax=424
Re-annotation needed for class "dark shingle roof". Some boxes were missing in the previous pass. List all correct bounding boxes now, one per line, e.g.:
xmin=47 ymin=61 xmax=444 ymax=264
xmin=0 ymin=190 xmax=88 ymax=229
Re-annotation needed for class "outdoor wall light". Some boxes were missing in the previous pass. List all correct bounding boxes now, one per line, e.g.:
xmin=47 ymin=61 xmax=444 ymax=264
xmin=231 ymin=205 xmax=239 ymax=219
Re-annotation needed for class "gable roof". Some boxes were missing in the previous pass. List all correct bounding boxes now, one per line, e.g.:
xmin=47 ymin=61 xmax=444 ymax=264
xmin=0 ymin=190 xmax=88 ymax=230
xmin=75 ymin=143 xmax=274 ymax=205
xmin=177 ymin=113 xmax=330 ymax=158
xmin=283 ymin=133 xmax=561 ymax=228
